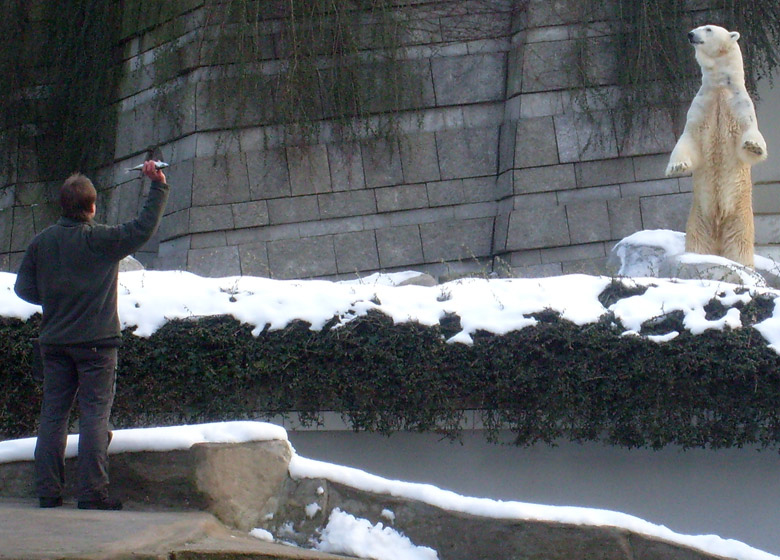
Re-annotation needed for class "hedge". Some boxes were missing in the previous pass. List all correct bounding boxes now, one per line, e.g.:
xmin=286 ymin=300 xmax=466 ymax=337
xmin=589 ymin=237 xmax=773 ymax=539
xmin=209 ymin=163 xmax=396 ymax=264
xmin=2 ymin=292 xmax=780 ymax=450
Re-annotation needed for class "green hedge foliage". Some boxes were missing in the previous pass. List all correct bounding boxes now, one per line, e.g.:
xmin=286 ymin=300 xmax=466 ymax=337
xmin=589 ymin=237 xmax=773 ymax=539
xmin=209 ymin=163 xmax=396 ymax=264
xmin=3 ymin=301 xmax=780 ymax=450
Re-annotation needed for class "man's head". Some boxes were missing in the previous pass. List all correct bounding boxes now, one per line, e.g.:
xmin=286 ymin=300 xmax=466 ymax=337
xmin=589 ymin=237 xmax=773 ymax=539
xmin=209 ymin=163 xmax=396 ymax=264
xmin=60 ymin=173 xmax=97 ymax=222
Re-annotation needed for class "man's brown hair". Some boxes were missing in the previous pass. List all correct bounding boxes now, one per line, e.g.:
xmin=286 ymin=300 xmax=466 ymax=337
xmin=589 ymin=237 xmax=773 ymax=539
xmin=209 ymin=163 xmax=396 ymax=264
xmin=60 ymin=173 xmax=97 ymax=221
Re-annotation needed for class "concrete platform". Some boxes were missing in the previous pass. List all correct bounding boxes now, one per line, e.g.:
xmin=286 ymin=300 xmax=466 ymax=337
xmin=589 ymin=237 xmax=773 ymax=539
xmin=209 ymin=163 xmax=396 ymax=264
xmin=0 ymin=498 xmax=353 ymax=560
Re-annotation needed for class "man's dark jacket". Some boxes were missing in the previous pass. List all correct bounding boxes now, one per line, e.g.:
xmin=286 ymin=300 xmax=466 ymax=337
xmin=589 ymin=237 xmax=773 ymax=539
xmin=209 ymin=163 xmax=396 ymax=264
xmin=14 ymin=181 xmax=169 ymax=346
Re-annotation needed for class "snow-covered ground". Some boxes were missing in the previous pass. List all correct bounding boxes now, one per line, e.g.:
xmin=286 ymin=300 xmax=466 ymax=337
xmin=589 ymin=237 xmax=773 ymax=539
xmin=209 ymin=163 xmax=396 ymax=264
xmin=2 ymin=228 xmax=780 ymax=560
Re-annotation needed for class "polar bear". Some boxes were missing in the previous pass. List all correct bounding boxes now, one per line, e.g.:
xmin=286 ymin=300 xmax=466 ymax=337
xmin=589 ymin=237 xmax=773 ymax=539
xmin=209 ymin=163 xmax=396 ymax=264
xmin=665 ymin=24 xmax=767 ymax=267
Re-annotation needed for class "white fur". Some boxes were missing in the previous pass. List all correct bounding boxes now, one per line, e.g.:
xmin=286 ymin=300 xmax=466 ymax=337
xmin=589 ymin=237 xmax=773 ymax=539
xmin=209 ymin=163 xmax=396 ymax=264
xmin=666 ymin=25 xmax=767 ymax=267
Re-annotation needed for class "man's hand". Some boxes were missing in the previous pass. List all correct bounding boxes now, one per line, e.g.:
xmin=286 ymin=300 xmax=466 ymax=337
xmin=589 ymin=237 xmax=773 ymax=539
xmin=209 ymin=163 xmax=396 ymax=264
xmin=142 ymin=160 xmax=166 ymax=183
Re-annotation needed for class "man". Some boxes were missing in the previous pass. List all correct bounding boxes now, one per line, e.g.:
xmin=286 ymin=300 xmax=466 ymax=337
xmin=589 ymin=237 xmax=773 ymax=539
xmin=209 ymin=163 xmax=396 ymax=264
xmin=14 ymin=160 xmax=169 ymax=510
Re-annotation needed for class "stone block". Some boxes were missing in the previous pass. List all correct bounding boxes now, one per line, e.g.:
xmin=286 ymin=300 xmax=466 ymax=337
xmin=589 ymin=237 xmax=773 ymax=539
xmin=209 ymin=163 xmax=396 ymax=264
xmin=431 ymin=53 xmax=506 ymax=106
xmin=192 ymin=154 xmax=251 ymax=206
xmin=515 ymin=117 xmax=559 ymax=168
xmin=10 ymin=206 xmax=35 ymax=252
xmin=187 ymin=246 xmax=241 ymax=277
xmin=454 ymin=201 xmax=497 ymax=220
xmin=362 ymin=139 xmax=404 ymax=188
xmin=232 ymin=200 xmax=270 ymax=230
xmin=562 ymin=256 xmax=609 ymax=276
xmin=0 ymin=208 xmax=11 ymax=252
xmin=420 ymin=217 xmax=494 ymax=262
xmin=499 ymin=121 xmax=517 ymax=174
xmin=616 ymin=108 xmax=676 ymax=157
xmin=511 ymin=261 xmax=564 ymax=278
xmin=555 ymin=111 xmax=618 ymax=162
xmin=566 ymin=200 xmax=611 ymax=244
xmin=520 ymin=91 xmax=566 ymax=118
xmin=608 ymin=198 xmax=643 ymax=240
xmin=505 ymin=204 xmax=569 ymax=250
xmin=463 ymin=177 xmax=498 ymax=204
xmin=400 ymin=133 xmax=441 ymax=184
xmin=640 ymin=193 xmax=691 ymax=231
xmin=632 ymin=154 xmax=670 ymax=182
xmin=436 ymin=127 xmax=499 ymax=180
xmin=328 ymin=143 xmax=365 ymax=191
xmin=527 ymin=0 xmax=583 ymax=27
xmin=267 ymin=196 xmax=319 ymax=225
xmin=495 ymin=171 xmax=513 ymax=200
xmin=506 ymin=45 xmax=524 ymax=98
xmin=621 ymin=178 xmax=680 ymax=198
xmin=513 ymin=164 xmax=576 ymax=195
xmin=557 ymin=185 xmax=621 ymax=205
xmin=158 ymin=209 xmax=190 ymax=241
xmin=427 ymin=179 xmax=465 ymax=207
xmin=267 ymin=236 xmax=337 ymax=279
xmin=334 ymin=231 xmax=380 ymax=274
xmin=238 ymin=242 xmax=270 ymax=277
xmin=755 ymin=215 xmax=780 ymax=244
xmin=0 ymin=186 xmax=14 ymax=211
xmin=163 ymin=159 xmax=194 ymax=214
xmin=522 ymin=40 xmax=578 ymax=93
xmin=190 ymin=231 xmax=227 ymax=250
xmin=32 ymin=203 xmax=59 ymax=233
xmin=576 ymin=158 xmax=634 ymax=188
xmin=189 ymin=204 xmax=235 ymax=234
xmin=318 ymin=190 xmax=376 ymax=220
xmin=158 ymin=236 xmax=191 ymax=259
xmin=287 ymin=145 xmax=332 ymax=195
xmin=541 ymin=242 xmax=606 ymax=263
xmin=376 ymin=184 xmax=429 ymax=213
xmin=754 ymin=184 xmax=780 ymax=215
xmin=13 ymin=183 xmax=48 ymax=206
xmin=376 ymin=225 xmax=424 ymax=268
xmin=298 ymin=216 xmax=363 ymax=238
xmin=246 ymin=149 xmax=291 ymax=200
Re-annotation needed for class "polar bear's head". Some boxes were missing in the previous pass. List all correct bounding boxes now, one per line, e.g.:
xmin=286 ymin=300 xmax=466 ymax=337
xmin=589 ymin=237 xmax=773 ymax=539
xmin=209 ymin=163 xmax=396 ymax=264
xmin=688 ymin=25 xmax=740 ymax=59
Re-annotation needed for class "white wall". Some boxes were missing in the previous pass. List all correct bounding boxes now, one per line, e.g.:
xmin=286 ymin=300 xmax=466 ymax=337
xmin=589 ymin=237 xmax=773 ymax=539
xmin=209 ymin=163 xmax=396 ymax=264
xmin=288 ymin=429 xmax=780 ymax=556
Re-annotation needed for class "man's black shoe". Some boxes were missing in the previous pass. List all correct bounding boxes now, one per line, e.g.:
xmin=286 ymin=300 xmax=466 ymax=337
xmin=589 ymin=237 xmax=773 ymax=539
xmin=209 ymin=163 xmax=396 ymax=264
xmin=77 ymin=498 xmax=123 ymax=511
xmin=39 ymin=496 xmax=63 ymax=508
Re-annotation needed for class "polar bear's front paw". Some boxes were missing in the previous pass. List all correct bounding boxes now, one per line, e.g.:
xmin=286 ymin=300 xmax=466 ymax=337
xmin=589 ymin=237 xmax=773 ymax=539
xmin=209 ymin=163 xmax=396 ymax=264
xmin=742 ymin=139 xmax=766 ymax=157
xmin=740 ymin=131 xmax=767 ymax=164
xmin=666 ymin=160 xmax=692 ymax=177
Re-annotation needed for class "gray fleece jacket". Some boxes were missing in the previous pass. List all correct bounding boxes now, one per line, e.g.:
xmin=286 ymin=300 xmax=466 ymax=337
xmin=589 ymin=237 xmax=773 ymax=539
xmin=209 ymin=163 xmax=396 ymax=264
xmin=14 ymin=181 xmax=169 ymax=346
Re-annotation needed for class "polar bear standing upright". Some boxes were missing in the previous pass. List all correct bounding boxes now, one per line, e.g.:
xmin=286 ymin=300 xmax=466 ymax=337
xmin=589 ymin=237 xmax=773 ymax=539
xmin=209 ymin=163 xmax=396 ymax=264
xmin=666 ymin=24 xmax=767 ymax=267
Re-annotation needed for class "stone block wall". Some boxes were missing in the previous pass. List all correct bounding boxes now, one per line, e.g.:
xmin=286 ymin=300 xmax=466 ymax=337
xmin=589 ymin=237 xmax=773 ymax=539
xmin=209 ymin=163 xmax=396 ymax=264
xmin=2 ymin=0 xmax=778 ymax=279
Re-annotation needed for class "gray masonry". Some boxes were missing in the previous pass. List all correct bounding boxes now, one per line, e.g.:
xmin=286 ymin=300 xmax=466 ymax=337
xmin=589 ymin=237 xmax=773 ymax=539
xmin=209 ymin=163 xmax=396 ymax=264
xmin=2 ymin=0 xmax=779 ymax=280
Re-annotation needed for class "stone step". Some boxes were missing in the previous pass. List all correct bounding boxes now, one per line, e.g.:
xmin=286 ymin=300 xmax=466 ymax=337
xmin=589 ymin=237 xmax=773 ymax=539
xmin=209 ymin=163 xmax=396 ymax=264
xmin=0 ymin=498 xmax=354 ymax=560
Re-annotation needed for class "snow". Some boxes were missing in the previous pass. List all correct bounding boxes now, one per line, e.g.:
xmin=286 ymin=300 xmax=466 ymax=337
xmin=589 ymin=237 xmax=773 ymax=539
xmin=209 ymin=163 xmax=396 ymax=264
xmin=1 ymin=241 xmax=779 ymax=350
xmin=3 ymin=235 xmax=780 ymax=560
xmin=316 ymin=508 xmax=439 ymax=560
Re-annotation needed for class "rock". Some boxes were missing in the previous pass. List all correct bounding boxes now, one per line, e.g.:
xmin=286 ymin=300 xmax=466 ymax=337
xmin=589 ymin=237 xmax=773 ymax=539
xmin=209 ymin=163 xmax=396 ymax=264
xmin=0 ymin=439 xmax=292 ymax=533
xmin=120 ymin=255 xmax=144 ymax=271
xmin=609 ymin=230 xmax=780 ymax=288
xmin=269 ymin=480 xmax=722 ymax=560
xmin=395 ymin=272 xmax=438 ymax=287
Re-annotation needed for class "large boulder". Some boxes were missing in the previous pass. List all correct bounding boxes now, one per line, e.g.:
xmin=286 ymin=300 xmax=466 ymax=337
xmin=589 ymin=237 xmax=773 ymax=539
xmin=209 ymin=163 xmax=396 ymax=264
xmin=608 ymin=230 xmax=780 ymax=288
xmin=267 ymin=477 xmax=725 ymax=560
xmin=0 ymin=439 xmax=292 ymax=532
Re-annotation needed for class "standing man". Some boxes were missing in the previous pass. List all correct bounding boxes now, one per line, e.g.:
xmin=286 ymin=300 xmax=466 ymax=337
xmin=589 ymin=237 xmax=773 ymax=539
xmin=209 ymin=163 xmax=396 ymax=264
xmin=14 ymin=160 xmax=169 ymax=510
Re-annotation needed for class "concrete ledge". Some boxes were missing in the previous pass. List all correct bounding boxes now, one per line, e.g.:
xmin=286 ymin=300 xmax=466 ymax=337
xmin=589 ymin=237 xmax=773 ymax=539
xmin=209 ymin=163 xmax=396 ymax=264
xmin=0 ymin=440 xmax=292 ymax=532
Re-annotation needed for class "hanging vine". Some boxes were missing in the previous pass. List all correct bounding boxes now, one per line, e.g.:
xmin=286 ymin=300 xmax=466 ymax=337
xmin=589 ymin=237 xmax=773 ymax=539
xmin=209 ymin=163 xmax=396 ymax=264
xmin=572 ymin=0 xmax=780 ymax=147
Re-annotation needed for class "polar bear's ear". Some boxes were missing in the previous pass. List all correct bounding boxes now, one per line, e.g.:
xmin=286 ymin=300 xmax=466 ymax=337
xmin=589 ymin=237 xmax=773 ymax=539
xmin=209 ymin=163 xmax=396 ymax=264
xmin=730 ymin=31 xmax=740 ymax=42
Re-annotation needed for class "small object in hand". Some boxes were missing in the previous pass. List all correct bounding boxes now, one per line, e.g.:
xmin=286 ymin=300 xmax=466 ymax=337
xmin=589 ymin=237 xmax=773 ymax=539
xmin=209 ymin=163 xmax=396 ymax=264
xmin=124 ymin=161 xmax=169 ymax=173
